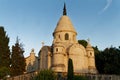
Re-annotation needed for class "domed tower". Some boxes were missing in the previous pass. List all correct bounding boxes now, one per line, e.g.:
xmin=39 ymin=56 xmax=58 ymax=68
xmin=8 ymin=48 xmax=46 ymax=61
xmin=86 ymin=39 xmax=97 ymax=74
xmin=53 ymin=4 xmax=77 ymax=45
xmin=52 ymin=3 xmax=77 ymax=73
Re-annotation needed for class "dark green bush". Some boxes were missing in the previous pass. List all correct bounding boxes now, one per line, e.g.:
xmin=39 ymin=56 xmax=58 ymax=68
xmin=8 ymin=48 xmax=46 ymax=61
xmin=33 ymin=69 xmax=56 ymax=80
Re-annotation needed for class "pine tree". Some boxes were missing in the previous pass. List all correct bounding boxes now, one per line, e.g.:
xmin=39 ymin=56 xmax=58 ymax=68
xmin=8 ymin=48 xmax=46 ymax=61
xmin=0 ymin=27 xmax=11 ymax=78
xmin=67 ymin=58 xmax=74 ymax=80
xmin=11 ymin=37 xmax=26 ymax=76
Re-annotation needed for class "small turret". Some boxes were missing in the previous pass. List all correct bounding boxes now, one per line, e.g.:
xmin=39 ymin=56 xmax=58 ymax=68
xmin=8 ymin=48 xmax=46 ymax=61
xmin=30 ymin=48 xmax=35 ymax=57
xmin=52 ymin=43 xmax=65 ymax=72
xmin=86 ymin=39 xmax=97 ymax=74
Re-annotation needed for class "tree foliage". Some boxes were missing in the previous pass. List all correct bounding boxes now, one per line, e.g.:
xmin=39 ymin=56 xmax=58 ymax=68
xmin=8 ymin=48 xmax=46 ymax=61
xmin=93 ymin=46 xmax=100 ymax=54
xmin=95 ymin=46 xmax=120 ymax=74
xmin=33 ymin=69 xmax=56 ymax=80
xmin=67 ymin=58 xmax=74 ymax=80
xmin=0 ymin=67 xmax=10 ymax=79
xmin=0 ymin=27 xmax=11 ymax=78
xmin=11 ymin=37 xmax=26 ymax=76
xmin=78 ymin=40 xmax=87 ymax=48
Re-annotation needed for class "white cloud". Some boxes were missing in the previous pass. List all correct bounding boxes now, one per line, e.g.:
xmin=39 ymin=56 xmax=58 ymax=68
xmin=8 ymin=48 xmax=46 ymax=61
xmin=98 ymin=0 xmax=112 ymax=14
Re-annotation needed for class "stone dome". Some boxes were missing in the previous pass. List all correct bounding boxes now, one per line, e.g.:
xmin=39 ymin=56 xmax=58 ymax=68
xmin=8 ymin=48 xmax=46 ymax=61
xmin=53 ymin=15 xmax=77 ymax=35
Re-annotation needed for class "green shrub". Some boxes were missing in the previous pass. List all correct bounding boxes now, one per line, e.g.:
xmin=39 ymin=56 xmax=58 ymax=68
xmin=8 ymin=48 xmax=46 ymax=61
xmin=0 ymin=67 xmax=10 ymax=79
xmin=33 ymin=69 xmax=56 ymax=80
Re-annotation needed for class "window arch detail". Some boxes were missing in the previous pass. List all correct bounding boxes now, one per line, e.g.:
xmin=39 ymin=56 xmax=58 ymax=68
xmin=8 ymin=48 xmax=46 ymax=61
xmin=90 ymin=52 xmax=92 ymax=56
xmin=65 ymin=33 xmax=69 ymax=40
xmin=56 ymin=48 xmax=58 ymax=52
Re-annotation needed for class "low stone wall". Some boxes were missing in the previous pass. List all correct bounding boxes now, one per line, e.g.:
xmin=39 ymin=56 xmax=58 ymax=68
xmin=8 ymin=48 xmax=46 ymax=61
xmin=86 ymin=74 xmax=120 ymax=80
xmin=6 ymin=73 xmax=120 ymax=80
xmin=6 ymin=72 xmax=37 ymax=80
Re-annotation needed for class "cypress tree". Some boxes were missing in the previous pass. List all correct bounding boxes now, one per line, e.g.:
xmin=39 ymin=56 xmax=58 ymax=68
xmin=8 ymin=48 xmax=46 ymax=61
xmin=67 ymin=58 xmax=74 ymax=80
xmin=11 ymin=37 xmax=26 ymax=76
xmin=0 ymin=26 xmax=11 ymax=78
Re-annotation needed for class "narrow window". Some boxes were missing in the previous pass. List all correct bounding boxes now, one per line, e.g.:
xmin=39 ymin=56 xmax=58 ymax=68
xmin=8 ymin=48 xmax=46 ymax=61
xmin=56 ymin=48 xmax=58 ymax=52
xmin=73 ymin=35 xmax=75 ymax=40
xmin=65 ymin=33 xmax=69 ymax=40
xmin=90 ymin=52 xmax=92 ymax=56
xmin=59 ymin=35 xmax=60 ymax=38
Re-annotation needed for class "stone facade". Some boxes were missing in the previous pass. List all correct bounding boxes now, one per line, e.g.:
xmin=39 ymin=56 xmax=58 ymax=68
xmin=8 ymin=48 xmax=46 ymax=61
xmin=38 ymin=9 xmax=97 ymax=74
xmin=25 ymin=49 xmax=38 ymax=73
xmin=25 ymin=5 xmax=97 ymax=74
xmin=38 ymin=46 xmax=51 ymax=70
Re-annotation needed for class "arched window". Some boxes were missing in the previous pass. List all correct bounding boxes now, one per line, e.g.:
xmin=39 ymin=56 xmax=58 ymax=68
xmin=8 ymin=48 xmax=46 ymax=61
xmin=65 ymin=33 xmax=69 ymax=40
xmin=56 ymin=48 xmax=58 ymax=52
xmin=73 ymin=35 xmax=75 ymax=40
xmin=90 ymin=52 xmax=92 ymax=56
xmin=59 ymin=35 xmax=60 ymax=38
xmin=59 ymin=35 xmax=60 ymax=39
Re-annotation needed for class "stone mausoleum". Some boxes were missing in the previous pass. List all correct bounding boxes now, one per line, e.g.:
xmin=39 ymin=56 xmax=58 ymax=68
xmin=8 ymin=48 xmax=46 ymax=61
xmin=25 ymin=4 xmax=97 ymax=74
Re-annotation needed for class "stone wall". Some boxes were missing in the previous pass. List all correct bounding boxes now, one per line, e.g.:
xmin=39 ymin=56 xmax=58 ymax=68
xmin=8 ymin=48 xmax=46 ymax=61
xmin=6 ymin=72 xmax=37 ymax=80
xmin=25 ymin=49 xmax=38 ymax=73
xmin=6 ymin=73 xmax=120 ymax=80
xmin=86 ymin=74 xmax=120 ymax=80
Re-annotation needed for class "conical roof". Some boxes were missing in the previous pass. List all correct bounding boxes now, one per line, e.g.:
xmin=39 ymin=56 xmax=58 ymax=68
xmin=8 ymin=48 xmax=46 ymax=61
xmin=53 ymin=15 xmax=77 ymax=34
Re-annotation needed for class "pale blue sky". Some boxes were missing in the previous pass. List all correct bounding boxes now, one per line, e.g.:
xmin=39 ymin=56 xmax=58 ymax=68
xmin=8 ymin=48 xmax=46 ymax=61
xmin=0 ymin=0 xmax=120 ymax=57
